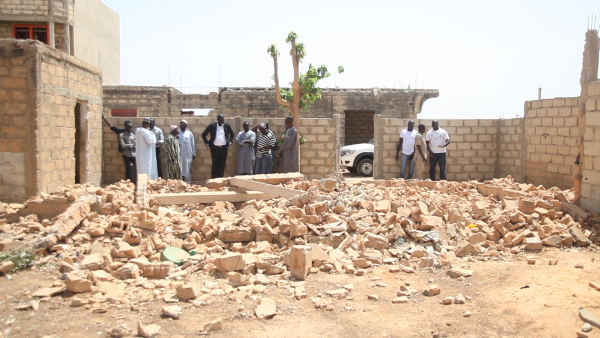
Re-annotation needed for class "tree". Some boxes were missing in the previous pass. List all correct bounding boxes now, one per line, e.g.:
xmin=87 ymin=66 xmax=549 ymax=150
xmin=268 ymin=32 xmax=343 ymax=166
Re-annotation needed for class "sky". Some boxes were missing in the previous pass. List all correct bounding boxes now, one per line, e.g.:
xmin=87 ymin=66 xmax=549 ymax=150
xmin=102 ymin=0 xmax=599 ymax=119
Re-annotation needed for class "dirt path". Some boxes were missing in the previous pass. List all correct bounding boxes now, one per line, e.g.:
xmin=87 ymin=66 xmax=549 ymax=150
xmin=1 ymin=248 xmax=598 ymax=338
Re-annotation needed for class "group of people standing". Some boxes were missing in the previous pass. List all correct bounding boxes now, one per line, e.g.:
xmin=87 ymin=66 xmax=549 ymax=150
xmin=234 ymin=116 xmax=299 ymax=176
xmin=104 ymin=114 xmax=300 ymax=184
xmin=103 ymin=116 xmax=197 ymax=184
xmin=395 ymin=119 xmax=451 ymax=181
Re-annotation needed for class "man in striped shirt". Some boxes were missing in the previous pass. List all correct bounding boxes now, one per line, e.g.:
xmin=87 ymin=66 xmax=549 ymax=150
xmin=255 ymin=122 xmax=276 ymax=174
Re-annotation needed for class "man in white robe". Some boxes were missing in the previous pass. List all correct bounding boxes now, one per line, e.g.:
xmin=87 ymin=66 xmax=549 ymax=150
xmin=135 ymin=118 xmax=158 ymax=180
xmin=179 ymin=119 xmax=196 ymax=183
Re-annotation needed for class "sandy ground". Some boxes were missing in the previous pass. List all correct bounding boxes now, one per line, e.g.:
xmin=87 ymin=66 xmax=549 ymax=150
xmin=1 ymin=248 xmax=598 ymax=338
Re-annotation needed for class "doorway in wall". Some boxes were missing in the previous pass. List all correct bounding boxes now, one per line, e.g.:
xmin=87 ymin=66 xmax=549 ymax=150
xmin=74 ymin=102 xmax=89 ymax=184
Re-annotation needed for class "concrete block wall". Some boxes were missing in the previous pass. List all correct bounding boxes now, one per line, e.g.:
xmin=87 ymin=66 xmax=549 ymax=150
xmin=498 ymin=118 xmax=526 ymax=182
xmin=581 ymin=81 xmax=600 ymax=213
xmin=344 ymin=111 xmax=374 ymax=145
xmin=103 ymin=117 xmax=338 ymax=184
xmin=37 ymin=42 xmax=104 ymax=194
xmin=0 ymin=0 xmax=50 ymax=16
xmin=378 ymin=118 xmax=508 ymax=181
xmin=0 ymin=39 xmax=102 ymax=203
xmin=525 ymin=97 xmax=579 ymax=190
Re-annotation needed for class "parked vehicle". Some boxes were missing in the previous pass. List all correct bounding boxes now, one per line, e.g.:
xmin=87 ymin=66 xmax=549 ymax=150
xmin=339 ymin=139 xmax=374 ymax=176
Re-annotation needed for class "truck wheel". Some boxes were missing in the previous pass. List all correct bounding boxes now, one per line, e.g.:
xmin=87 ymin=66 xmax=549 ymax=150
xmin=357 ymin=158 xmax=373 ymax=177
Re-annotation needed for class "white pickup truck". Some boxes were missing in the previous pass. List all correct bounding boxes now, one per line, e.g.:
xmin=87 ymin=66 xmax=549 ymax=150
xmin=339 ymin=139 xmax=374 ymax=176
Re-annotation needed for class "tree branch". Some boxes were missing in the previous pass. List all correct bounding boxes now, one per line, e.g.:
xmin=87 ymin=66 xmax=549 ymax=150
xmin=290 ymin=37 xmax=301 ymax=111
xmin=272 ymin=54 xmax=290 ymax=108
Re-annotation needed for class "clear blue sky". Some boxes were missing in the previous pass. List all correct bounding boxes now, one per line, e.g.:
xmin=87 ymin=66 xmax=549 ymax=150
xmin=102 ymin=0 xmax=599 ymax=119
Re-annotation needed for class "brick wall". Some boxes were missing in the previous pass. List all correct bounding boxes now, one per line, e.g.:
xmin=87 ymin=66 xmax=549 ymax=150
xmin=0 ymin=39 xmax=38 ymax=202
xmin=581 ymin=81 xmax=600 ymax=213
xmin=498 ymin=118 xmax=526 ymax=182
xmin=54 ymin=23 xmax=66 ymax=52
xmin=377 ymin=118 xmax=507 ymax=181
xmin=0 ymin=0 xmax=50 ymax=16
xmin=0 ymin=39 xmax=102 ymax=202
xmin=0 ymin=24 xmax=11 ymax=39
xmin=344 ymin=110 xmax=374 ymax=145
xmin=524 ymin=97 xmax=579 ymax=189
xmin=104 ymin=86 xmax=439 ymax=119
xmin=103 ymin=117 xmax=338 ymax=184
xmin=37 ymin=41 xmax=104 ymax=194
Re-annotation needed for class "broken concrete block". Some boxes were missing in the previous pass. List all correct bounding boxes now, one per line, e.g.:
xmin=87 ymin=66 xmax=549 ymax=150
xmin=569 ymin=226 xmax=589 ymax=246
xmin=423 ymin=284 xmax=441 ymax=296
xmin=80 ymin=253 xmax=103 ymax=270
xmin=456 ymin=243 xmax=479 ymax=257
xmin=138 ymin=321 xmax=161 ymax=338
xmin=228 ymin=272 xmax=250 ymax=287
xmin=420 ymin=216 xmax=444 ymax=230
xmin=525 ymin=237 xmax=543 ymax=251
xmin=375 ymin=200 xmax=391 ymax=213
xmin=447 ymin=267 xmax=474 ymax=278
xmin=65 ymin=273 xmax=92 ymax=293
xmin=255 ymin=298 xmax=277 ymax=319
xmin=33 ymin=286 xmax=66 ymax=297
xmin=325 ymin=289 xmax=348 ymax=300
xmin=542 ymin=235 xmax=562 ymax=247
xmin=290 ymin=221 xmax=308 ymax=238
xmin=0 ymin=261 xmax=14 ymax=273
xmin=201 ymin=319 xmax=223 ymax=333
xmin=218 ymin=228 xmax=256 ymax=242
xmin=115 ymin=263 xmax=139 ymax=280
xmin=176 ymin=283 xmax=200 ymax=301
xmin=518 ymin=199 xmax=536 ymax=214
xmin=352 ymin=258 xmax=372 ymax=269
xmin=468 ymin=232 xmax=486 ymax=245
xmin=290 ymin=245 xmax=313 ymax=281
xmin=365 ymin=233 xmax=387 ymax=250
xmin=162 ymin=305 xmax=183 ymax=319
xmin=447 ymin=209 xmax=462 ymax=223
xmin=215 ymin=253 xmax=244 ymax=272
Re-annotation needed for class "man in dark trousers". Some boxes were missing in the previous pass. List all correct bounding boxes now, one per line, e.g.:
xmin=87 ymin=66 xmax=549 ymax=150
xmin=202 ymin=114 xmax=234 ymax=178
xmin=102 ymin=114 xmax=136 ymax=182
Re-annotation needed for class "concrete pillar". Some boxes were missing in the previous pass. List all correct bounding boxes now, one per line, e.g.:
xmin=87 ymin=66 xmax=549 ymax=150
xmin=333 ymin=113 xmax=342 ymax=173
xmin=48 ymin=0 xmax=55 ymax=48
xmin=373 ymin=114 xmax=384 ymax=179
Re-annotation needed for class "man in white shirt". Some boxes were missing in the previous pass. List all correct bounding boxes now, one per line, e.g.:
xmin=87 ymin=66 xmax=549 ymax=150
xmin=179 ymin=119 xmax=196 ymax=183
xmin=202 ymin=114 xmax=234 ymax=178
xmin=395 ymin=120 xmax=418 ymax=179
xmin=425 ymin=120 xmax=451 ymax=181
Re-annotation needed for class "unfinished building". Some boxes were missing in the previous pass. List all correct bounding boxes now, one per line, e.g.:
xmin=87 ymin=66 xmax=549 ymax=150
xmin=0 ymin=0 xmax=120 ymax=85
xmin=103 ymin=86 xmax=440 ymax=146
xmin=0 ymin=39 xmax=103 ymax=202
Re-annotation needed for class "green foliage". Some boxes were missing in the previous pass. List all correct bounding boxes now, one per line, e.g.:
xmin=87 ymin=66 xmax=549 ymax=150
xmin=0 ymin=249 xmax=37 ymax=272
xmin=269 ymin=31 xmax=343 ymax=110
xmin=267 ymin=44 xmax=279 ymax=58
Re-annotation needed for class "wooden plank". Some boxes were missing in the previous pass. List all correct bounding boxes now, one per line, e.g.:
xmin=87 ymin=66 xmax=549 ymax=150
xmin=230 ymin=177 xmax=303 ymax=199
xmin=149 ymin=190 xmax=274 ymax=205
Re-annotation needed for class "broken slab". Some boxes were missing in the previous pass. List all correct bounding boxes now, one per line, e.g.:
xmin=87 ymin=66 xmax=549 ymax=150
xmin=150 ymin=191 xmax=274 ymax=205
xmin=230 ymin=177 xmax=303 ymax=199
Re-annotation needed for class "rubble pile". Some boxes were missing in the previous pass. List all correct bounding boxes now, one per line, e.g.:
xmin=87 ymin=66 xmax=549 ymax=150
xmin=0 ymin=174 xmax=598 ymax=313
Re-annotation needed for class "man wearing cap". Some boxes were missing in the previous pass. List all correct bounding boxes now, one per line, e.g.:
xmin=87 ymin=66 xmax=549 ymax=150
xmin=202 ymin=114 xmax=235 ymax=179
xmin=149 ymin=119 xmax=164 ymax=178
xmin=426 ymin=120 xmax=451 ymax=181
xmin=179 ymin=119 xmax=196 ymax=183
xmin=235 ymin=121 xmax=256 ymax=175
xmin=135 ymin=118 xmax=158 ymax=180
